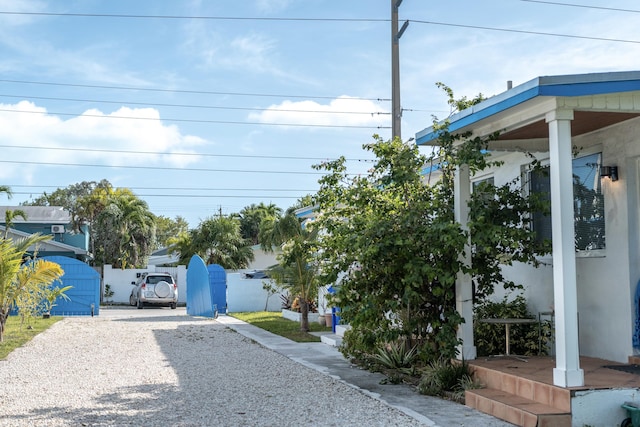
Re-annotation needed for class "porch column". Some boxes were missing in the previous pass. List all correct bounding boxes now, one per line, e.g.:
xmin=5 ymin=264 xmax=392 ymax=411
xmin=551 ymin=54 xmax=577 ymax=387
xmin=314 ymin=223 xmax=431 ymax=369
xmin=455 ymin=163 xmax=477 ymax=360
xmin=546 ymin=109 xmax=584 ymax=387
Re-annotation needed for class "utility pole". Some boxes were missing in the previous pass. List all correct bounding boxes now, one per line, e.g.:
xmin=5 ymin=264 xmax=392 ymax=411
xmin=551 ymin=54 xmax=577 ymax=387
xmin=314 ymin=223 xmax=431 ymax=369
xmin=392 ymin=0 xmax=409 ymax=141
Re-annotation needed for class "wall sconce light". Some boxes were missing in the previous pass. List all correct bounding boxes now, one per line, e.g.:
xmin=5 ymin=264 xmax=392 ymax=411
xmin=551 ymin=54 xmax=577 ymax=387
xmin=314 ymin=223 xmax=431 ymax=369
xmin=600 ymin=166 xmax=618 ymax=182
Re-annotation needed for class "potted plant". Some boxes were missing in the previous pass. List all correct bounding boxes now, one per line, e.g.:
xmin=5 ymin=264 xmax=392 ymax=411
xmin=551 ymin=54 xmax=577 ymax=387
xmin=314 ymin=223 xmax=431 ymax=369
xmin=42 ymin=285 xmax=72 ymax=318
xmin=103 ymin=284 xmax=114 ymax=306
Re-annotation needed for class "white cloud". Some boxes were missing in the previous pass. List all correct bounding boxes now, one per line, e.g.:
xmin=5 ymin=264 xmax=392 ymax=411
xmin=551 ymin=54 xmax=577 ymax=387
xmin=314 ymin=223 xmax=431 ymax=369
xmin=248 ymin=96 xmax=389 ymax=128
xmin=0 ymin=101 xmax=206 ymax=180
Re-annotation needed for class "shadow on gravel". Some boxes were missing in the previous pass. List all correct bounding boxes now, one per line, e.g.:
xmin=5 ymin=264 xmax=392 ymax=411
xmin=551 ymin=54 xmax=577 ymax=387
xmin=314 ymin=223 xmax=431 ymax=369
xmin=112 ymin=315 xmax=212 ymax=323
xmin=0 ymin=321 xmax=232 ymax=426
xmin=1 ymin=384 xmax=183 ymax=426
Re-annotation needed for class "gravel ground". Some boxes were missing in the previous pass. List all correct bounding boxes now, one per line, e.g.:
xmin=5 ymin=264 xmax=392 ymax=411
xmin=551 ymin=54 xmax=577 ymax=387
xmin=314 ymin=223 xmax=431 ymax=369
xmin=0 ymin=313 xmax=427 ymax=426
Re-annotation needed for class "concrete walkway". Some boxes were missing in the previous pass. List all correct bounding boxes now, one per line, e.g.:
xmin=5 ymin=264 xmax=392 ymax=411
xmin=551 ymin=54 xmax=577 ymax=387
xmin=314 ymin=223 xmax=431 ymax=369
xmin=216 ymin=315 xmax=515 ymax=427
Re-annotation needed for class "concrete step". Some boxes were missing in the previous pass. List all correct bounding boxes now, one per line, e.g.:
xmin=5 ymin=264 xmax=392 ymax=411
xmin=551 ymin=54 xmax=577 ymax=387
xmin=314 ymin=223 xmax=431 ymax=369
xmin=320 ymin=333 xmax=342 ymax=347
xmin=466 ymin=388 xmax=571 ymax=427
xmin=471 ymin=364 xmax=571 ymax=413
xmin=335 ymin=324 xmax=350 ymax=337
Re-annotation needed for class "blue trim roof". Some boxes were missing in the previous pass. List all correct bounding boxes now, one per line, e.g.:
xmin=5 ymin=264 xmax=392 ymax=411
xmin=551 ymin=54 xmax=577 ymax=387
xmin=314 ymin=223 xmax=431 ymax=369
xmin=416 ymin=71 xmax=640 ymax=145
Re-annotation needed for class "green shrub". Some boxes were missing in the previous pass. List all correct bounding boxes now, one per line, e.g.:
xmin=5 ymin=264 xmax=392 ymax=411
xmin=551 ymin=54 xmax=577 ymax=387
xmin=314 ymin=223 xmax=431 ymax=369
xmin=372 ymin=341 xmax=418 ymax=375
xmin=473 ymin=293 xmax=544 ymax=357
xmin=418 ymin=358 xmax=480 ymax=400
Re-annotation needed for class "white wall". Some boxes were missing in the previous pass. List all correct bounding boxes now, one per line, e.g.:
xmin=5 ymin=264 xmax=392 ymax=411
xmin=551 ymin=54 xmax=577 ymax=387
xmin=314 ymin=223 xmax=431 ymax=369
xmin=248 ymin=246 xmax=280 ymax=270
xmin=482 ymin=118 xmax=640 ymax=363
xmin=226 ymin=272 xmax=282 ymax=312
xmin=102 ymin=265 xmax=187 ymax=304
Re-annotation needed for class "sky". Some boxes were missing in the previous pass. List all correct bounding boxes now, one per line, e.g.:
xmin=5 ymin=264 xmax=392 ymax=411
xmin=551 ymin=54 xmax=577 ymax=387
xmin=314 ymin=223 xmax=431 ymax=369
xmin=1 ymin=0 xmax=640 ymax=228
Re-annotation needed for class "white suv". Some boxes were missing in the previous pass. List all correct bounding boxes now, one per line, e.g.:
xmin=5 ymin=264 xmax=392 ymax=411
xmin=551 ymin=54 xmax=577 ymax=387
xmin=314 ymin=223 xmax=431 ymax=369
xmin=130 ymin=273 xmax=178 ymax=309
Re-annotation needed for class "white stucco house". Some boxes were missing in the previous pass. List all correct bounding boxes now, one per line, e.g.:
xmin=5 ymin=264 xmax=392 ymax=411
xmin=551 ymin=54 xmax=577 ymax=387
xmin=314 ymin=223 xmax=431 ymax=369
xmin=416 ymin=70 xmax=640 ymax=389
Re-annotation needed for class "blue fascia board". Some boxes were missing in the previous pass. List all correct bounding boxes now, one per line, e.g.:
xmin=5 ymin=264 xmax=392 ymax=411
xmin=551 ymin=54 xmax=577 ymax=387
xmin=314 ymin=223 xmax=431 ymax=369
xmin=416 ymin=71 xmax=640 ymax=146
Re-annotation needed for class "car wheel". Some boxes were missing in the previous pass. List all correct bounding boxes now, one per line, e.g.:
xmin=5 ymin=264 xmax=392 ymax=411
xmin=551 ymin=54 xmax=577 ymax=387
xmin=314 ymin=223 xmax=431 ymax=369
xmin=170 ymin=303 xmax=177 ymax=309
xmin=129 ymin=294 xmax=136 ymax=306
xmin=137 ymin=299 xmax=143 ymax=309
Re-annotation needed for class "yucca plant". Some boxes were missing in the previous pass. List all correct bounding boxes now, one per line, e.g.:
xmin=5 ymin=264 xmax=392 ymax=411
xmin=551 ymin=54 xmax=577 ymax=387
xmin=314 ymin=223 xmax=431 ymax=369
xmin=418 ymin=358 xmax=481 ymax=401
xmin=372 ymin=342 xmax=418 ymax=384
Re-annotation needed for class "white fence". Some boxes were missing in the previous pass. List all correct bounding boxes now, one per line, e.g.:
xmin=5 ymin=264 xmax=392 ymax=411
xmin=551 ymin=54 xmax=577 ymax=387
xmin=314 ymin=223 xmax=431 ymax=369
xmin=102 ymin=265 xmax=188 ymax=304
xmin=102 ymin=265 xmax=283 ymax=312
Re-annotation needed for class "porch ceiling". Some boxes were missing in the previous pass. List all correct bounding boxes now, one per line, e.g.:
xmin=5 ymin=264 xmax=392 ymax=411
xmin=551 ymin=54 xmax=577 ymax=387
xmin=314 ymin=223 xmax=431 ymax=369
xmin=497 ymin=111 xmax=640 ymax=141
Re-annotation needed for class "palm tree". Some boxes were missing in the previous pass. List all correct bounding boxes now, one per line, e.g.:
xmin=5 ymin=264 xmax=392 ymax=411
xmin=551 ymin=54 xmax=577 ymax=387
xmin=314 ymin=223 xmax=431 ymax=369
xmin=193 ymin=216 xmax=254 ymax=269
xmin=261 ymin=208 xmax=318 ymax=332
xmin=238 ymin=203 xmax=283 ymax=245
xmin=167 ymin=231 xmax=198 ymax=265
xmin=95 ymin=191 xmax=156 ymax=268
xmin=0 ymin=186 xmax=12 ymax=200
xmin=4 ymin=209 xmax=27 ymax=239
xmin=0 ymin=234 xmax=63 ymax=341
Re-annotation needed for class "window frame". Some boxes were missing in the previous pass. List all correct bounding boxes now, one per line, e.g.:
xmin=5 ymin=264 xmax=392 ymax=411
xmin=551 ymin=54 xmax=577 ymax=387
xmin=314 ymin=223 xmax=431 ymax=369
xmin=524 ymin=147 xmax=606 ymax=258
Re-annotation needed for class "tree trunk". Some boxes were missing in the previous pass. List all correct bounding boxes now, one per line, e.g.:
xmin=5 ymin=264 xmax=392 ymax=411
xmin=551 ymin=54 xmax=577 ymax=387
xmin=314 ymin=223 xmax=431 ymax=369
xmin=0 ymin=310 xmax=8 ymax=342
xmin=300 ymin=298 xmax=310 ymax=332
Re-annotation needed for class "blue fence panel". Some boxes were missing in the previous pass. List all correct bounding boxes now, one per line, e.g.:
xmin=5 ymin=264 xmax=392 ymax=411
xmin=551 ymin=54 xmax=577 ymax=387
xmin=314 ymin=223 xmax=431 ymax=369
xmin=42 ymin=256 xmax=100 ymax=316
xmin=207 ymin=264 xmax=226 ymax=315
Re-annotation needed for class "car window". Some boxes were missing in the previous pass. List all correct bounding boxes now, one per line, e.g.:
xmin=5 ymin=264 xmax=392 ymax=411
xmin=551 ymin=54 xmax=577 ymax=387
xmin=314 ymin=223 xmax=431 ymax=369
xmin=146 ymin=275 xmax=173 ymax=285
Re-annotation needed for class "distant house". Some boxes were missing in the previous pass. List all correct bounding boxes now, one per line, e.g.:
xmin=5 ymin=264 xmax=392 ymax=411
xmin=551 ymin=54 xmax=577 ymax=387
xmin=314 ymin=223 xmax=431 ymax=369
xmin=0 ymin=206 xmax=91 ymax=261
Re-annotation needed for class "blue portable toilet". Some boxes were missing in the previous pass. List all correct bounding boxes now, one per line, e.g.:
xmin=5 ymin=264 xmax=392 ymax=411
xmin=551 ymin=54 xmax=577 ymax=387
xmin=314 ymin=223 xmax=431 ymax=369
xmin=42 ymin=256 xmax=100 ymax=316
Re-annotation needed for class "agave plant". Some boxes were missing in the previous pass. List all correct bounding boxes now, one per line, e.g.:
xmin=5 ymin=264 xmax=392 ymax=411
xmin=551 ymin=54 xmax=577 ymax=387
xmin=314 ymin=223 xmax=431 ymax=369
xmin=372 ymin=341 xmax=418 ymax=375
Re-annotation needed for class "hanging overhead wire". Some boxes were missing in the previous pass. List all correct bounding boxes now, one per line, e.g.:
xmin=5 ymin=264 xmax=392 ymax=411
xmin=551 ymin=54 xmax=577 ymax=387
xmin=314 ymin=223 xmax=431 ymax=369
xmin=519 ymin=0 xmax=640 ymax=14
xmin=0 ymin=11 xmax=390 ymax=22
xmin=0 ymin=107 xmax=390 ymax=129
xmin=409 ymin=19 xmax=640 ymax=44
xmin=1 ymin=10 xmax=639 ymax=44
xmin=0 ymin=79 xmax=390 ymax=102
xmin=0 ymin=159 xmax=327 ymax=175
xmin=0 ymin=144 xmax=376 ymax=163
xmin=0 ymin=94 xmax=390 ymax=116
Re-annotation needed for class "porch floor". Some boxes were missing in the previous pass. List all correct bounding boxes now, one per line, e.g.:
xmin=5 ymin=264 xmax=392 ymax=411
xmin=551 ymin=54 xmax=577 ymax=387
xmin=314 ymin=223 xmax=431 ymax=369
xmin=466 ymin=356 xmax=640 ymax=426
xmin=468 ymin=355 xmax=640 ymax=390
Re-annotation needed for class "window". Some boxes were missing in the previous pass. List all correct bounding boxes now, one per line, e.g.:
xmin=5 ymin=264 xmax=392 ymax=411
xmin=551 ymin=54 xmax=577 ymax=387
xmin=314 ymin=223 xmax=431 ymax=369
xmin=530 ymin=152 xmax=605 ymax=251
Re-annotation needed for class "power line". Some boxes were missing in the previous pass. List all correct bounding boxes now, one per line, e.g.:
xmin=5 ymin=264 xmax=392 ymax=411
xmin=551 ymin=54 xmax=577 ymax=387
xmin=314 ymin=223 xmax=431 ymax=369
xmin=0 ymin=11 xmax=390 ymax=22
xmin=10 ymin=191 xmax=305 ymax=199
xmin=9 ymin=184 xmax=315 ymax=192
xmin=0 ymin=94 xmax=389 ymax=116
xmin=2 ymin=10 xmax=639 ymax=45
xmin=0 ymin=144 xmax=376 ymax=163
xmin=520 ymin=0 xmax=640 ymax=14
xmin=410 ymin=19 xmax=640 ymax=44
xmin=0 ymin=159 xmax=326 ymax=175
xmin=0 ymin=79 xmax=390 ymax=102
xmin=0 ymin=108 xmax=390 ymax=129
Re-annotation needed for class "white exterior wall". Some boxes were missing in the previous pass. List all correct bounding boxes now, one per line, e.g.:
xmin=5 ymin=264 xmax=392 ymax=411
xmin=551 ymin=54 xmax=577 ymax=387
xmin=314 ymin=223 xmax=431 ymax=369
xmin=226 ymin=272 xmax=282 ymax=312
xmin=482 ymin=117 xmax=640 ymax=363
xmin=248 ymin=246 xmax=280 ymax=270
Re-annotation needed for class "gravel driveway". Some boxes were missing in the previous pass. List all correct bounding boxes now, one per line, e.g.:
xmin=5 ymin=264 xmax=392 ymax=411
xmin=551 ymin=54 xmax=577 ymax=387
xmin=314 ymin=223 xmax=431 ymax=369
xmin=0 ymin=309 xmax=427 ymax=426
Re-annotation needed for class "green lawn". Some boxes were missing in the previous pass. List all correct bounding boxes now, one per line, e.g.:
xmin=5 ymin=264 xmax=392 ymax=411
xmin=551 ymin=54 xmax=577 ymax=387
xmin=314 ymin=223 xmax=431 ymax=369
xmin=0 ymin=316 xmax=61 ymax=360
xmin=230 ymin=311 xmax=330 ymax=342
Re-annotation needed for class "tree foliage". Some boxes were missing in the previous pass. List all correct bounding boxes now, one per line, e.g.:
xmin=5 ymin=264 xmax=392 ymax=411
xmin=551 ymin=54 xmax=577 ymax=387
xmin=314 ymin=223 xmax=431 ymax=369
xmin=312 ymin=86 xmax=549 ymax=362
xmin=313 ymin=136 xmax=466 ymax=360
xmin=236 ymin=203 xmax=282 ymax=245
xmin=168 ymin=216 xmax=254 ymax=269
xmin=0 ymin=234 xmax=64 ymax=341
xmin=154 ymin=215 xmax=189 ymax=249
xmin=261 ymin=207 xmax=317 ymax=332
xmin=94 ymin=189 xmax=156 ymax=268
